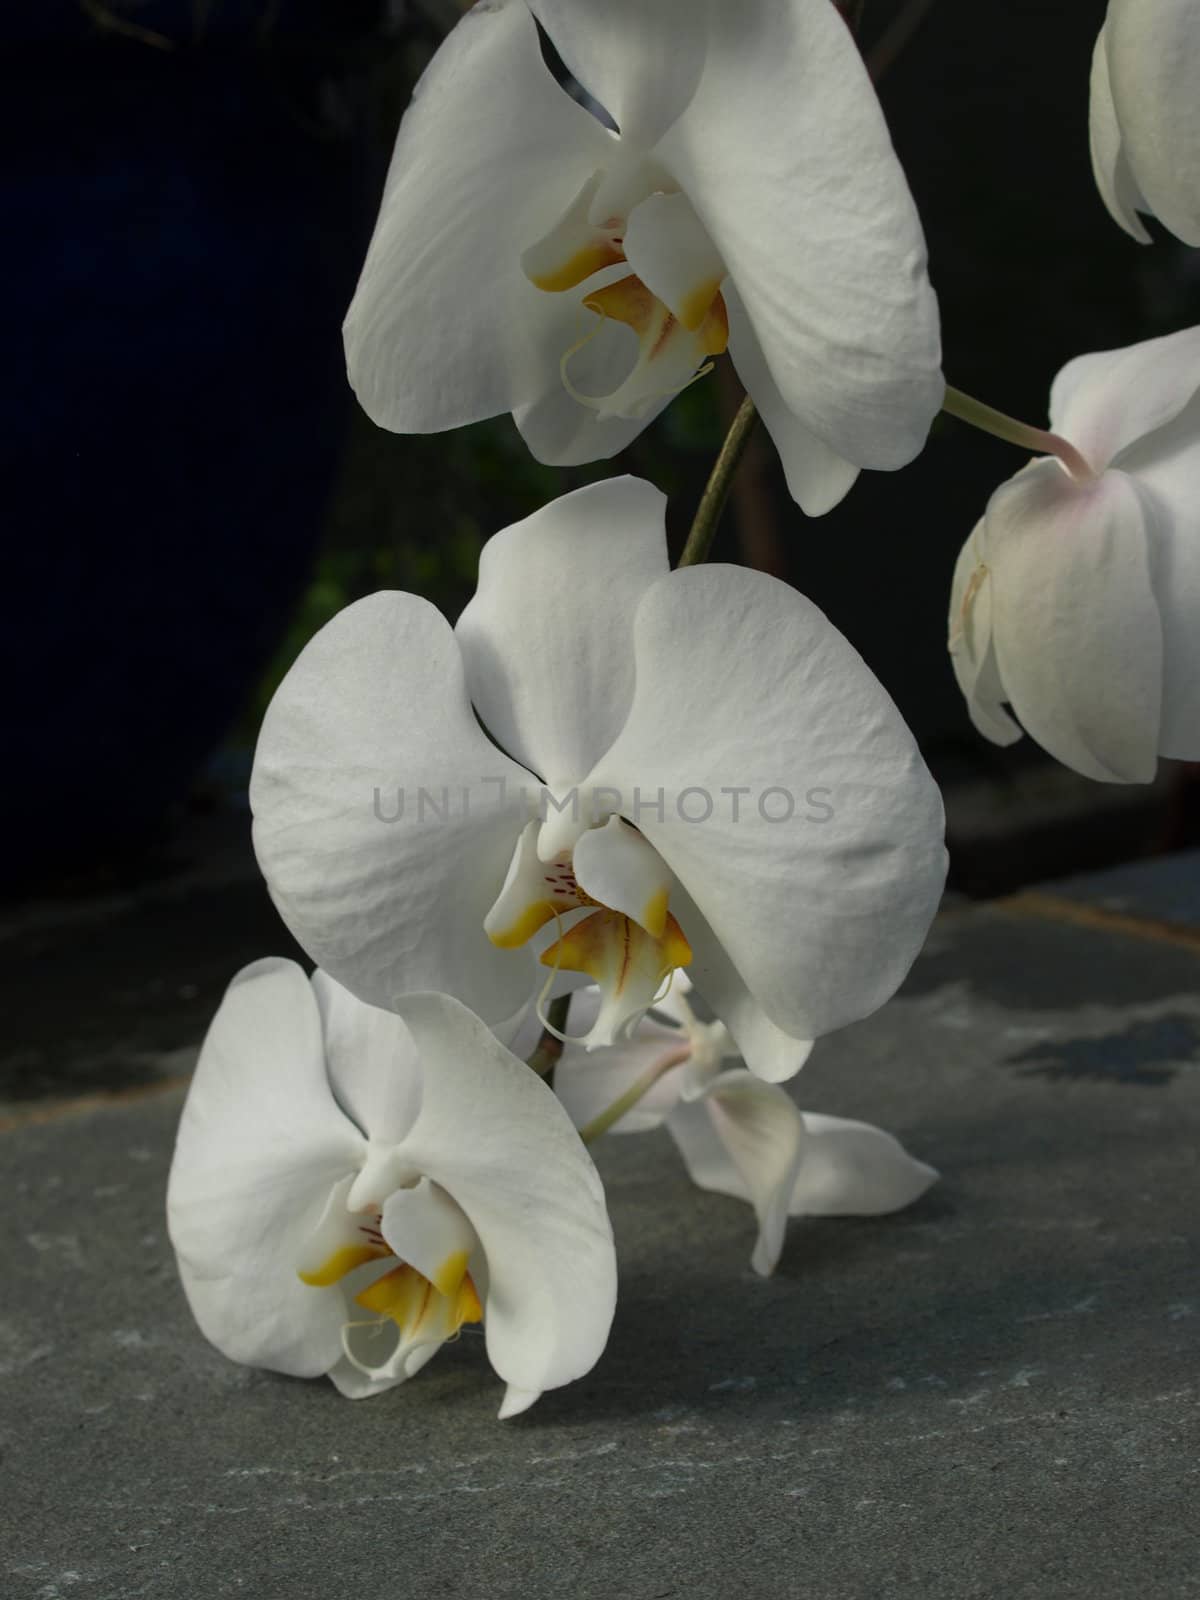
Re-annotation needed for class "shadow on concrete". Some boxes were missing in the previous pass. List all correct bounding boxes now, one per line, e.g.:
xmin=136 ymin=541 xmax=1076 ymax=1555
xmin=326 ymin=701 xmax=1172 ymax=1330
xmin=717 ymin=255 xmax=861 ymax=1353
xmin=1005 ymin=1015 xmax=1200 ymax=1087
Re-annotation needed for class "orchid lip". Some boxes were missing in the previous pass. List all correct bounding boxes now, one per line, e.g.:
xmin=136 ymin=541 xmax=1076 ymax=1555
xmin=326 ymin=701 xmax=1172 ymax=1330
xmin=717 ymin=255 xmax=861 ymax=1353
xmin=522 ymin=168 xmax=728 ymax=420
xmin=299 ymin=1206 xmax=483 ymax=1385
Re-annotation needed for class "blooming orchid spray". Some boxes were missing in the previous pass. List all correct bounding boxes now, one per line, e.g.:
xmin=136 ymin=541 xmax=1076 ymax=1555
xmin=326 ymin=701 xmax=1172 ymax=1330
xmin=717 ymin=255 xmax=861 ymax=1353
xmin=168 ymin=0 xmax=1200 ymax=1414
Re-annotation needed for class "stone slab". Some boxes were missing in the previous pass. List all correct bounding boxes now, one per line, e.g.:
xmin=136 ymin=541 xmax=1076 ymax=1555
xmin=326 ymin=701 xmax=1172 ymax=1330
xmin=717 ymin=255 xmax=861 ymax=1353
xmin=3 ymin=875 xmax=1200 ymax=1598
xmin=1035 ymin=848 xmax=1200 ymax=932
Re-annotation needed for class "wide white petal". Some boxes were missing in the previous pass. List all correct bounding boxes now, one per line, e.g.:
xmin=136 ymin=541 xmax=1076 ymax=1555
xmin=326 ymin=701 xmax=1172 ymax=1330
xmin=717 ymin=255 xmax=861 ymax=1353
xmin=1049 ymin=326 xmax=1200 ymax=473
xmin=344 ymin=0 xmax=612 ymax=434
xmin=664 ymin=877 xmax=814 ymax=1084
xmin=393 ymin=992 xmax=617 ymax=1405
xmin=655 ymin=0 xmax=943 ymax=471
xmin=584 ymin=566 xmax=947 ymax=1047
xmin=948 ymin=519 xmax=1023 ymax=747
xmin=455 ymin=478 xmax=670 ymax=790
xmin=789 ymin=1114 xmax=938 ymax=1217
xmin=525 ymin=0 xmax=708 ymax=149
xmin=667 ymin=1070 xmax=806 ymax=1276
xmin=167 ymin=960 xmax=364 ymax=1376
xmin=1088 ymin=23 xmax=1153 ymax=243
xmin=725 ymin=285 xmax=860 ymax=516
xmin=1115 ymin=398 xmax=1200 ymax=759
xmin=1104 ymin=0 xmax=1200 ymax=246
xmin=250 ymin=592 xmax=534 ymax=1025
xmin=986 ymin=460 xmax=1163 ymax=782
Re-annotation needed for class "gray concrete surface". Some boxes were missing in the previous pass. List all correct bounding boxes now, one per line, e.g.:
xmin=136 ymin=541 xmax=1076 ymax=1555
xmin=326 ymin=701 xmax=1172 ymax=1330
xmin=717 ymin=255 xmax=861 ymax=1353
xmin=3 ymin=856 xmax=1199 ymax=1598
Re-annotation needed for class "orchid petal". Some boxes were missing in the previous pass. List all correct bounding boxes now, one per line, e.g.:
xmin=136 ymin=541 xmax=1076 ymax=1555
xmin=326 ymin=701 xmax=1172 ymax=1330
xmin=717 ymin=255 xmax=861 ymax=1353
xmin=344 ymin=0 xmax=613 ymax=434
xmin=513 ymin=361 xmax=671 ymax=465
xmin=167 ymin=960 xmax=364 ymax=1376
xmin=724 ymin=284 xmax=860 ymax=516
xmin=1116 ymin=397 xmax=1200 ymax=760
xmin=456 ymin=477 xmax=670 ymax=790
xmin=554 ymin=988 xmax=688 ymax=1133
xmin=584 ymin=566 xmax=947 ymax=1051
xmin=392 ymin=992 xmax=617 ymax=1408
xmin=1049 ymin=326 xmax=1200 ymax=473
xmin=986 ymin=461 xmax=1163 ymax=782
xmin=655 ymin=0 xmax=942 ymax=471
xmin=311 ymin=970 xmax=424 ymax=1146
xmin=1088 ymin=23 xmax=1153 ymax=244
xmin=1103 ymin=0 xmax=1200 ymax=246
xmin=948 ymin=519 xmax=1022 ymax=747
xmin=250 ymin=592 xmax=533 ymax=1025
xmin=573 ymin=815 xmax=673 ymax=937
xmin=525 ymin=0 xmax=708 ymax=149
xmin=499 ymin=1385 xmax=542 ymax=1420
xmin=789 ymin=1114 xmax=938 ymax=1216
xmin=663 ymin=876 xmax=814 ymax=1083
xmin=666 ymin=1070 xmax=807 ymax=1277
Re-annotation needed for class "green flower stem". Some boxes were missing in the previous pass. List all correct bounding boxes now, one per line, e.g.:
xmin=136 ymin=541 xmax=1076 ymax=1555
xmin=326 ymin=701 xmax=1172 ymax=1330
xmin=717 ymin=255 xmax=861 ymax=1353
xmin=676 ymin=394 xmax=760 ymax=569
xmin=578 ymin=1046 xmax=692 ymax=1145
xmin=942 ymin=384 xmax=1095 ymax=482
xmin=526 ymin=994 xmax=571 ymax=1083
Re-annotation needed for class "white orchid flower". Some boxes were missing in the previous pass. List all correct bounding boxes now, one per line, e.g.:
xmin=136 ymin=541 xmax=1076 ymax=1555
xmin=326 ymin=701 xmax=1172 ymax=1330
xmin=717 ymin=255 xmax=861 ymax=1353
xmin=251 ymin=478 xmax=946 ymax=1084
xmin=548 ymin=979 xmax=937 ymax=1277
xmin=1090 ymin=0 xmax=1200 ymax=245
xmin=949 ymin=326 xmax=1200 ymax=783
xmin=166 ymin=959 xmax=617 ymax=1419
xmin=343 ymin=0 xmax=943 ymax=515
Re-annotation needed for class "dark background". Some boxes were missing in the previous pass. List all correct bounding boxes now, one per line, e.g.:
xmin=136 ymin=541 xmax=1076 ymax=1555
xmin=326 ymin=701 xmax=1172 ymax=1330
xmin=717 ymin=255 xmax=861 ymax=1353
xmin=5 ymin=0 xmax=1198 ymax=913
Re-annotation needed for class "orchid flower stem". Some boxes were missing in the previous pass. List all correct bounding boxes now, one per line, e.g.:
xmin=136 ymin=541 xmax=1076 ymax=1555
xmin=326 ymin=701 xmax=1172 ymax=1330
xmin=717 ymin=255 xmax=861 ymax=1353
xmin=677 ymin=394 xmax=760 ymax=568
xmin=942 ymin=385 xmax=1094 ymax=482
xmin=526 ymin=994 xmax=571 ymax=1083
xmin=578 ymin=1047 xmax=692 ymax=1145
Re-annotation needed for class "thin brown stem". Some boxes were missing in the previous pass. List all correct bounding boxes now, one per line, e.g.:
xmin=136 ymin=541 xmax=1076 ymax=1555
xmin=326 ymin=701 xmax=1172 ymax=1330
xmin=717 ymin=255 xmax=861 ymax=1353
xmin=526 ymin=994 xmax=571 ymax=1084
xmin=79 ymin=0 xmax=175 ymax=49
xmin=677 ymin=395 xmax=759 ymax=569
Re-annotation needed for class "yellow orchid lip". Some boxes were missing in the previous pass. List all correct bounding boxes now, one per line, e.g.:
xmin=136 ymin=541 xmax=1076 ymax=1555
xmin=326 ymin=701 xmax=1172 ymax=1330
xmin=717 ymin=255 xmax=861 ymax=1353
xmin=355 ymin=1261 xmax=482 ymax=1339
xmin=539 ymin=907 xmax=693 ymax=983
xmin=581 ymin=274 xmax=729 ymax=360
xmin=299 ymin=1224 xmax=481 ymax=1342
